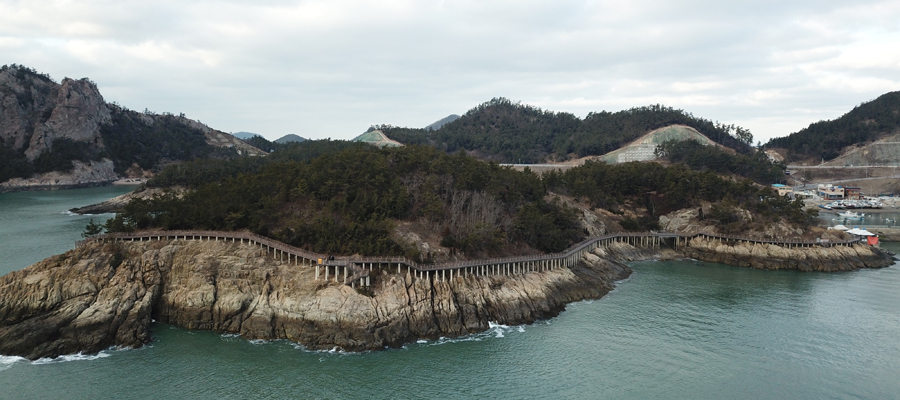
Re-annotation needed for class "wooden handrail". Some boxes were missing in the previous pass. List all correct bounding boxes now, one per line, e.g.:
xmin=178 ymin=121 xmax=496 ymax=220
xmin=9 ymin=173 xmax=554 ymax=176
xmin=77 ymin=229 xmax=862 ymax=273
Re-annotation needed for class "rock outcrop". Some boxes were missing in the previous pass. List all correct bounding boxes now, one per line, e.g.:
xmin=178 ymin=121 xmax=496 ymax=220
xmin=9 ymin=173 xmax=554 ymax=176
xmin=0 ymin=158 xmax=117 ymax=192
xmin=23 ymin=78 xmax=110 ymax=160
xmin=0 ymin=66 xmax=267 ymax=191
xmin=69 ymin=186 xmax=184 ymax=214
xmin=0 ymin=239 xmax=631 ymax=359
xmin=680 ymin=236 xmax=895 ymax=271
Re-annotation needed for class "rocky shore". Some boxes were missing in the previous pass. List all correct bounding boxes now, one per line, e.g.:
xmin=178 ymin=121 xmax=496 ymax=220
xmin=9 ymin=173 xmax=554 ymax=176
xmin=0 ymin=235 xmax=893 ymax=360
xmin=0 ymin=239 xmax=634 ymax=360
xmin=68 ymin=187 xmax=178 ymax=214
xmin=681 ymin=236 xmax=895 ymax=271
xmin=0 ymin=159 xmax=118 ymax=193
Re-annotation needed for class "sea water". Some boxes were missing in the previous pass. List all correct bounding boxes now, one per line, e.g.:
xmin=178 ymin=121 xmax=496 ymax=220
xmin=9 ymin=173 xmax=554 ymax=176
xmin=1 ymin=188 xmax=898 ymax=399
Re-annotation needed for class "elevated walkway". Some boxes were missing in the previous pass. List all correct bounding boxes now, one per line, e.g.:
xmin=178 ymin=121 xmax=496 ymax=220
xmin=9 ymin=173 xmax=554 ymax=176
xmin=77 ymin=230 xmax=861 ymax=288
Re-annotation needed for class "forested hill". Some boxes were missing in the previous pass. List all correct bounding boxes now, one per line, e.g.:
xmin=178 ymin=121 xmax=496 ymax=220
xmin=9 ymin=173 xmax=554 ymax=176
xmin=381 ymin=98 xmax=753 ymax=163
xmin=105 ymin=141 xmax=815 ymax=261
xmin=766 ymin=91 xmax=900 ymax=162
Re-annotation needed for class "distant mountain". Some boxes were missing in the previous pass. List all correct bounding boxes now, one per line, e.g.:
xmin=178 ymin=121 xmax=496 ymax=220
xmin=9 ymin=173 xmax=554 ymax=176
xmin=424 ymin=114 xmax=460 ymax=131
xmin=274 ymin=134 xmax=306 ymax=144
xmin=381 ymin=97 xmax=752 ymax=164
xmin=766 ymin=91 xmax=900 ymax=163
xmin=232 ymin=131 xmax=261 ymax=140
xmin=0 ymin=64 xmax=265 ymax=190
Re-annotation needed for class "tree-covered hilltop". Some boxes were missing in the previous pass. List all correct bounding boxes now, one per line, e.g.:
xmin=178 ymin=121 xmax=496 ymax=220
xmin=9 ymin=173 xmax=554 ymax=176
xmin=543 ymin=161 xmax=815 ymax=233
xmin=655 ymin=139 xmax=786 ymax=184
xmin=100 ymin=105 xmax=240 ymax=174
xmin=106 ymin=144 xmax=581 ymax=259
xmin=766 ymin=91 xmax=900 ymax=162
xmin=381 ymin=98 xmax=754 ymax=163
xmin=104 ymin=142 xmax=813 ymax=260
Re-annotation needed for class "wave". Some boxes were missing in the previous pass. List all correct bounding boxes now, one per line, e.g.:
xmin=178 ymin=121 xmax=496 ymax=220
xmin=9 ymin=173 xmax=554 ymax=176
xmin=31 ymin=351 xmax=111 ymax=365
xmin=0 ymin=355 xmax=26 ymax=372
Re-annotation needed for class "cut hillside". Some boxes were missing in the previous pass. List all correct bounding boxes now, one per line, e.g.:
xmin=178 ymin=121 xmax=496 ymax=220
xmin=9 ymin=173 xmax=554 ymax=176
xmin=381 ymin=97 xmax=752 ymax=163
xmin=596 ymin=124 xmax=724 ymax=164
xmin=766 ymin=91 xmax=900 ymax=163
xmin=819 ymin=133 xmax=900 ymax=166
xmin=352 ymin=129 xmax=404 ymax=148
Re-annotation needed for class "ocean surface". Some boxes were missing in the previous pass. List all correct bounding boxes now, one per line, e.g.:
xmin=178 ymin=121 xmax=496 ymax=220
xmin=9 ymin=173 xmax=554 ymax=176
xmin=1 ymin=188 xmax=899 ymax=399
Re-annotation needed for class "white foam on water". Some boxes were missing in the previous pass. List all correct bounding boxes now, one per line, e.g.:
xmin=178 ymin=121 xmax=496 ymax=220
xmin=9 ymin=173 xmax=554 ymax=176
xmin=220 ymin=333 xmax=241 ymax=338
xmin=0 ymin=355 xmax=25 ymax=371
xmin=31 ymin=351 xmax=111 ymax=365
xmin=248 ymin=339 xmax=268 ymax=345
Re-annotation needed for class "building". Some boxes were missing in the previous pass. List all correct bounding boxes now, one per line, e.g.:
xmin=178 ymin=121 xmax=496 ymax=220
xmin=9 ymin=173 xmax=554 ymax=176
xmin=817 ymin=184 xmax=844 ymax=200
xmin=844 ymin=187 xmax=862 ymax=200
xmin=772 ymin=184 xmax=793 ymax=197
xmin=793 ymin=190 xmax=816 ymax=200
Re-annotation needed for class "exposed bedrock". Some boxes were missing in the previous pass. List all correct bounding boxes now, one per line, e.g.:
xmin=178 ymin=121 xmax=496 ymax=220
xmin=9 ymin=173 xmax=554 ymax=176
xmin=0 ymin=240 xmax=632 ymax=359
xmin=680 ymin=236 xmax=895 ymax=271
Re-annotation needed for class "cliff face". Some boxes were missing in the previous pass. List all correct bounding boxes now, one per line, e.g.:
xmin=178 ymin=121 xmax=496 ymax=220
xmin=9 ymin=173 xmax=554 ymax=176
xmin=0 ymin=66 xmax=266 ymax=191
xmin=681 ymin=236 xmax=895 ymax=271
xmin=0 ymin=69 xmax=59 ymax=151
xmin=23 ymin=78 xmax=110 ymax=160
xmin=0 ymin=70 xmax=108 ymax=160
xmin=0 ymin=239 xmax=631 ymax=359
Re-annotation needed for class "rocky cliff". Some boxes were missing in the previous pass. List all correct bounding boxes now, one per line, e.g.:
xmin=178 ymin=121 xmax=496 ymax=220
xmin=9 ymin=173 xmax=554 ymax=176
xmin=0 ymin=239 xmax=631 ymax=360
xmin=0 ymin=65 xmax=265 ymax=191
xmin=680 ymin=236 xmax=894 ymax=271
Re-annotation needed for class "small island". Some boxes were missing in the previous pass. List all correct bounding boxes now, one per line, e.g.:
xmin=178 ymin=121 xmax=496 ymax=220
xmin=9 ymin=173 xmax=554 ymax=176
xmin=0 ymin=143 xmax=894 ymax=360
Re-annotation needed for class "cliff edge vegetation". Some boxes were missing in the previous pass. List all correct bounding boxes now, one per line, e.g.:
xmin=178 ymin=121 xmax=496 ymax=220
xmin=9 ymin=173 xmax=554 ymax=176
xmin=100 ymin=143 xmax=818 ymax=264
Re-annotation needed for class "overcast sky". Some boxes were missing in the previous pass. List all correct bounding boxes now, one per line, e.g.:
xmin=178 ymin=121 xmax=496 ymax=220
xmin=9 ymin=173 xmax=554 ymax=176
xmin=2 ymin=0 xmax=898 ymax=143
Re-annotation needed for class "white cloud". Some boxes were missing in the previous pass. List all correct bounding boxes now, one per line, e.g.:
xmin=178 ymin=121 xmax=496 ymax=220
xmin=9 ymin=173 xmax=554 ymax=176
xmin=1 ymin=0 xmax=898 ymax=143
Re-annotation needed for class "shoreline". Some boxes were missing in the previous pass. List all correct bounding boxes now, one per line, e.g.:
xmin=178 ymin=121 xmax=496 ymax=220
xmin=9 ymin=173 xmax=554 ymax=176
xmin=0 ymin=180 xmax=116 ymax=194
xmin=0 ymin=232 xmax=893 ymax=360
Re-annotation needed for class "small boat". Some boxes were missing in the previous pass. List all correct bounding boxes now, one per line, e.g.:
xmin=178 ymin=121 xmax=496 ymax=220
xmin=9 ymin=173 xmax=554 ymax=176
xmin=838 ymin=211 xmax=862 ymax=219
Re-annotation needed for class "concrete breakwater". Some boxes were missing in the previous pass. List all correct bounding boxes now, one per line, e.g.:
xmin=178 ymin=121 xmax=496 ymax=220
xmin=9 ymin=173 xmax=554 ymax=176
xmin=0 ymin=231 xmax=893 ymax=360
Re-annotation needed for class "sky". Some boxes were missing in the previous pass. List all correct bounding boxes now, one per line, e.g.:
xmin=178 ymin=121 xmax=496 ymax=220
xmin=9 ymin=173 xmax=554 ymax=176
xmin=1 ymin=0 xmax=899 ymax=143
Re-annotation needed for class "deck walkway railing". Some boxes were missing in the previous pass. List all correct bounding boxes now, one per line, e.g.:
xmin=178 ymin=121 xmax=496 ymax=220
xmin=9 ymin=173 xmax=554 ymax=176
xmin=76 ymin=230 xmax=862 ymax=287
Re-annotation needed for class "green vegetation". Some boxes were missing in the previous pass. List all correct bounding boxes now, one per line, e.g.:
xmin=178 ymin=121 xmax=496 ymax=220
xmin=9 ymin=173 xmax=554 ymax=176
xmin=107 ymin=145 xmax=581 ymax=258
xmin=0 ymin=143 xmax=33 ymax=183
xmin=100 ymin=107 xmax=238 ymax=173
xmin=382 ymin=98 xmax=753 ymax=163
xmin=544 ymin=161 xmax=816 ymax=232
xmin=766 ymin=91 xmax=900 ymax=162
xmin=146 ymin=140 xmax=365 ymax=189
xmin=0 ymin=138 xmax=101 ymax=182
xmin=240 ymin=135 xmax=284 ymax=153
xmin=107 ymin=140 xmax=815 ymax=259
xmin=82 ymin=219 xmax=104 ymax=238
xmin=655 ymin=140 xmax=785 ymax=184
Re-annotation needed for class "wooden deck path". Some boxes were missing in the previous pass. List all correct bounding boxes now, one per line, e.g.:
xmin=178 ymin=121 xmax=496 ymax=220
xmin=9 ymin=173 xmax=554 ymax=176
xmin=77 ymin=230 xmax=862 ymax=288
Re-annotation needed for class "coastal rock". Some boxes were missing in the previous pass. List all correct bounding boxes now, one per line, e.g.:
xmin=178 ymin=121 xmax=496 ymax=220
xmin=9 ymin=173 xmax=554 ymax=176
xmin=681 ymin=236 xmax=894 ymax=271
xmin=0 ymin=158 xmax=117 ymax=192
xmin=69 ymin=186 xmax=184 ymax=214
xmin=0 ymin=239 xmax=632 ymax=359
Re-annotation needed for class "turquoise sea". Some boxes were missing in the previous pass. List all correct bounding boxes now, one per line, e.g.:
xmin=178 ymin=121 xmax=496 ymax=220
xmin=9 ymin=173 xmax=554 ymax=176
xmin=1 ymin=187 xmax=899 ymax=399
